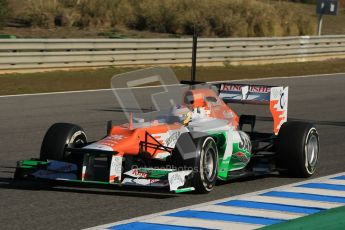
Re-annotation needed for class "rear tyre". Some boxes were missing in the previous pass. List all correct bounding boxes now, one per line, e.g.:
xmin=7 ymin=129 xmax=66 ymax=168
xmin=277 ymin=121 xmax=319 ymax=177
xmin=40 ymin=123 xmax=87 ymax=161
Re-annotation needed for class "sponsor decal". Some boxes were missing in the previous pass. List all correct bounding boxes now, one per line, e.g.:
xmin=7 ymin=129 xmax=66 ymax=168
xmin=100 ymin=135 xmax=124 ymax=147
xmin=108 ymin=135 xmax=125 ymax=141
xmin=169 ymin=174 xmax=184 ymax=189
xmin=83 ymin=135 xmax=125 ymax=151
xmin=168 ymin=170 xmax=192 ymax=191
xmin=121 ymin=178 xmax=168 ymax=187
xmin=109 ymin=155 xmax=122 ymax=182
xmin=238 ymin=131 xmax=252 ymax=153
xmin=233 ymin=152 xmax=250 ymax=164
xmin=124 ymin=168 xmax=148 ymax=178
xmin=221 ymin=84 xmax=271 ymax=93
xmin=279 ymin=92 xmax=287 ymax=109
xmin=165 ymin=131 xmax=181 ymax=147
xmin=241 ymin=86 xmax=249 ymax=100
xmin=152 ymin=127 xmax=188 ymax=148
xmin=219 ymin=84 xmax=272 ymax=102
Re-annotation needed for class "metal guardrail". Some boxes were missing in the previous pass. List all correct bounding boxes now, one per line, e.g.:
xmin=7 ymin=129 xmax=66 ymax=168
xmin=0 ymin=35 xmax=345 ymax=70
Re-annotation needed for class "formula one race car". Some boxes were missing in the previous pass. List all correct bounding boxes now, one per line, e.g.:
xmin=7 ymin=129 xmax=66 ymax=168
xmin=14 ymin=67 xmax=319 ymax=194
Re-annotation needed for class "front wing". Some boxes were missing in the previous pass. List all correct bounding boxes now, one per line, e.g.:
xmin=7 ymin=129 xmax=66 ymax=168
xmin=14 ymin=158 xmax=195 ymax=194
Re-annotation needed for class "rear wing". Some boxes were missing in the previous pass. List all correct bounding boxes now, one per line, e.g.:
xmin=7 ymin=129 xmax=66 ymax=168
xmin=214 ymin=83 xmax=288 ymax=135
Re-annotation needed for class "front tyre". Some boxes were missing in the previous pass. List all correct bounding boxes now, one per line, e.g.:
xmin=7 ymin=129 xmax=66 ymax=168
xmin=40 ymin=123 xmax=87 ymax=161
xmin=277 ymin=121 xmax=319 ymax=177
xmin=193 ymin=137 xmax=219 ymax=193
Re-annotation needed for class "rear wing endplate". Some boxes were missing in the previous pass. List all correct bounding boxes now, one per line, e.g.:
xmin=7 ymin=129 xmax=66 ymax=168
xmin=214 ymin=83 xmax=288 ymax=135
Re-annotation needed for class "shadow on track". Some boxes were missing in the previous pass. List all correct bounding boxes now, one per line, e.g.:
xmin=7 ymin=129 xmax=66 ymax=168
xmin=0 ymin=166 xmax=303 ymax=198
xmin=0 ymin=177 xmax=178 ymax=199
xmin=0 ymin=170 xmax=178 ymax=199
xmin=216 ymin=173 xmax=275 ymax=186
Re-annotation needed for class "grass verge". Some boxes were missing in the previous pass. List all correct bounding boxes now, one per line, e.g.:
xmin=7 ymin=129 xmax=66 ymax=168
xmin=1 ymin=0 xmax=318 ymax=38
xmin=1 ymin=58 xmax=345 ymax=96
xmin=260 ymin=205 xmax=345 ymax=230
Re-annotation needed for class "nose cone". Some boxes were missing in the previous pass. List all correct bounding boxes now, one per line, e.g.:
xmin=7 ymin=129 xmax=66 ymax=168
xmin=84 ymin=134 xmax=137 ymax=152
xmin=83 ymin=122 xmax=185 ymax=156
xmin=83 ymin=126 xmax=141 ymax=153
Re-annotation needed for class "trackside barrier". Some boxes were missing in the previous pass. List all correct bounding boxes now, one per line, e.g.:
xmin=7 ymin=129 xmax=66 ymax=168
xmin=0 ymin=35 xmax=345 ymax=70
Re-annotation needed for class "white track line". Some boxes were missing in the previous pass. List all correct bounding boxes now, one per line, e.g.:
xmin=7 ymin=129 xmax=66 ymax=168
xmin=0 ymin=88 xmax=112 ymax=98
xmin=143 ymin=216 xmax=262 ymax=230
xmin=242 ymin=195 xmax=342 ymax=209
xmin=85 ymin=172 xmax=345 ymax=230
xmin=323 ymin=179 xmax=345 ymax=185
xmin=1 ymin=72 xmax=344 ymax=98
xmin=279 ymin=187 xmax=345 ymax=197
xmin=322 ymin=179 xmax=345 ymax=186
xmin=192 ymin=205 xmax=303 ymax=220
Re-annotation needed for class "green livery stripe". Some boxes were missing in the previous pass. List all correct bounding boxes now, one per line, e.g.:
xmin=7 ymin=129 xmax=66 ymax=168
xmin=209 ymin=131 xmax=229 ymax=180
xmin=208 ymin=131 xmax=252 ymax=180
xmin=174 ymin=187 xmax=195 ymax=193
xmin=20 ymin=160 xmax=48 ymax=166
xmin=17 ymin=160 xmax=49 ymax=169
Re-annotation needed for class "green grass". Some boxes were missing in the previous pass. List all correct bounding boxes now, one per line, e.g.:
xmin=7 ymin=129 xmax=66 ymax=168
xmin=1 ymin=58 xmax=345 ymax=95
xmin=260 ymin=205 xmax=345 ymax=230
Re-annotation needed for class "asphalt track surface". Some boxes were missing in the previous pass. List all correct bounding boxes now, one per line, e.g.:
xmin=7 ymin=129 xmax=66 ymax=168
xmin=0 ymin=73 xmax=344 ymax=230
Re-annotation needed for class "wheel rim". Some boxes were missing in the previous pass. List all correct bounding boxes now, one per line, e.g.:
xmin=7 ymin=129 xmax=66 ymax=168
xmin=204 ymin=146 xmax=215 ymax=181
xmin=69 ymin=131 xmax=87 ymax=148
xmin=64 ymin=132 xmax=87 ymax=159
xmin=73 ymin=136 xmax=86 ymax=147
xmin=305 ymin=131 xmax=319 ymax=174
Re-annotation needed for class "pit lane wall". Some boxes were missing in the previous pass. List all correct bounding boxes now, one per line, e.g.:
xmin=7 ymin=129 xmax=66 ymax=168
xmin=1 ymin=35 xmax=345 ymax=72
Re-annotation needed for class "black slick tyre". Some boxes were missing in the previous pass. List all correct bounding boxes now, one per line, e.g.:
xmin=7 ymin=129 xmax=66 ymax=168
xmin=277 ymin=121 xmax=319 ymax=177
xmin=192 ymin=136 xmax=219 ymax=193
xmin=40 ymin=123 xmax=87 ymax=161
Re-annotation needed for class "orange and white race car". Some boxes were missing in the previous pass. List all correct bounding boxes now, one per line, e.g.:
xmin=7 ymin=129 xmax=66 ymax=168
xmin=14 ymin=68 xmax=320 ymax=194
